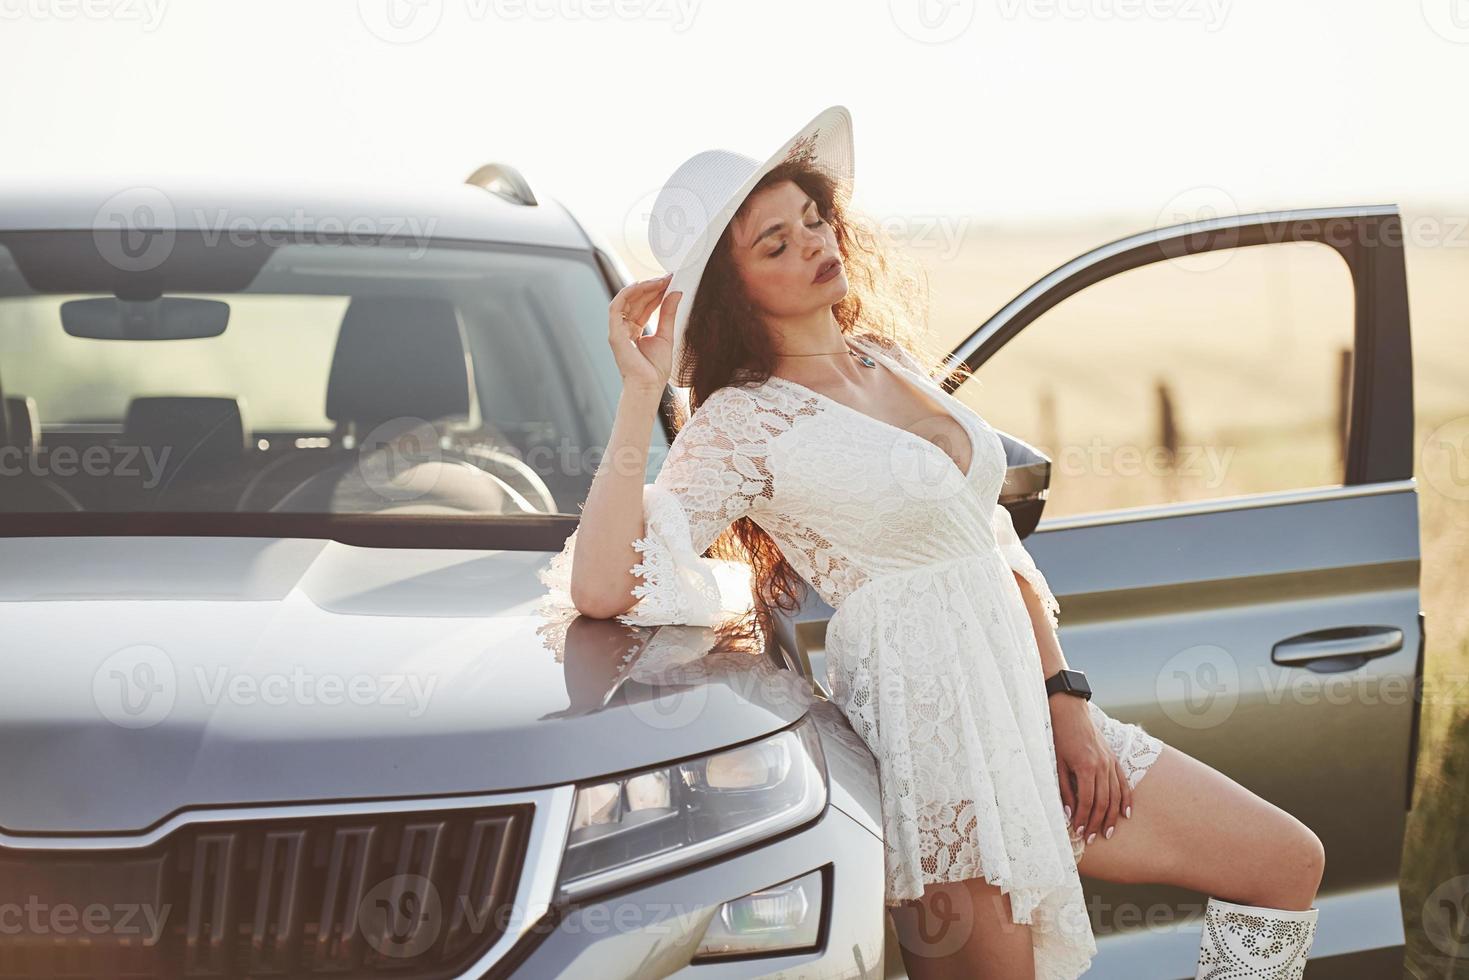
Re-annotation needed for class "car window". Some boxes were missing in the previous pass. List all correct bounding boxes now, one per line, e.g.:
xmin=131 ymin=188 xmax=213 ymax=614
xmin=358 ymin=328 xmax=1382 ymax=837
xmin=0 ymin=232 xmax=632 ymax=518
xmin=1 ymin=294 xmax=349 ymax=429
xmin=954 ymin=240 xmax=1354 ymax=518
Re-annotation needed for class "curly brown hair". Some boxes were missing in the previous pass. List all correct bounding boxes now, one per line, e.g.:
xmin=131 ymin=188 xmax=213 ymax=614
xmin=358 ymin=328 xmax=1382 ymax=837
xmin=667 ymin=156 xmax=963 ymax=648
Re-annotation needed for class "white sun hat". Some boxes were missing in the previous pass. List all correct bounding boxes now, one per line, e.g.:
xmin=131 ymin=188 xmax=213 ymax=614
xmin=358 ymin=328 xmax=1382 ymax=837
xmin=646 ymin=104 xmax=855 ymax=387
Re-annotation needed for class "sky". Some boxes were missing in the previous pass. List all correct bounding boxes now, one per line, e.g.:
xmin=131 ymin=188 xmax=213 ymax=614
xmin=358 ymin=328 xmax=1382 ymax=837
xmin=1 ymin=0 xmax=1465 ymax=250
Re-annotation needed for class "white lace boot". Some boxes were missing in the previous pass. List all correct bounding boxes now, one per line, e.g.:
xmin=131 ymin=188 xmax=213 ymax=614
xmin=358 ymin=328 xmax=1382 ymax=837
xmin=1193 ymin=895 xmax=1319 ymax=979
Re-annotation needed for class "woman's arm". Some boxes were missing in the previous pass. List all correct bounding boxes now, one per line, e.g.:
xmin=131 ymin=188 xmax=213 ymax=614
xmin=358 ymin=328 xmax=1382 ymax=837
xmin=538 ymin=274 xmax=766 ymax=628
xmin=566 ymin=381 xmax=668 ymax=619
xmin=1010 ymin=567 xmax=1069 ymax=680
xmin=996 ymin=506 xmax=1136 ymax=843
xmin=561 ymin=273 xmax=677 ymax=618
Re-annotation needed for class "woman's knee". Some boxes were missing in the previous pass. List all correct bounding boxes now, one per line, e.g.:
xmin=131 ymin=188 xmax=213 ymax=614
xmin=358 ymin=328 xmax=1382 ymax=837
xmin=1246 ymin=813 xmax=1325 ymax=908
xmin=1296 ymin=822 xmax=1326 ymax=894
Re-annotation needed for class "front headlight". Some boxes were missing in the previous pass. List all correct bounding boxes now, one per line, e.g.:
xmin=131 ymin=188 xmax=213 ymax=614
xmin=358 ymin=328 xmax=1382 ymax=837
xmin=556 ymin=714 xmax=827 ymax=901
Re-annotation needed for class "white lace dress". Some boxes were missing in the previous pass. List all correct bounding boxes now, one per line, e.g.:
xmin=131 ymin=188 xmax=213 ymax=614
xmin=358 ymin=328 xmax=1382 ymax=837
xmin=537 ymin=331 xmax=1165 ymax=979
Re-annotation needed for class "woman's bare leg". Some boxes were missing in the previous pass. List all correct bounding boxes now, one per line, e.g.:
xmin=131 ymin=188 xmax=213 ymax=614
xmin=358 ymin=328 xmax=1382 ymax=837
xmin=1075 ymin=741 xmax=1326 ymax=910
xmin=888 ymin=876 xmax=1035 ymax=980
xmin=887 ymin=739 xmax=1322 ymax=978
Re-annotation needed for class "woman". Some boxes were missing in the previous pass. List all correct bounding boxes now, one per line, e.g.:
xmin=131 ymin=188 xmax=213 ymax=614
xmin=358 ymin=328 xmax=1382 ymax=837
xmin=539 ymin=105 xmax=1324 ymax=979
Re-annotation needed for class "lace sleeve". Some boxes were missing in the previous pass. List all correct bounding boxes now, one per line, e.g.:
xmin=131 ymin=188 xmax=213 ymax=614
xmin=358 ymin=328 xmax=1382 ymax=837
xmin=993 ymin=502 xmax=1061 ymax=634
xmin=537 ymin=385 xmax=772 ymax=628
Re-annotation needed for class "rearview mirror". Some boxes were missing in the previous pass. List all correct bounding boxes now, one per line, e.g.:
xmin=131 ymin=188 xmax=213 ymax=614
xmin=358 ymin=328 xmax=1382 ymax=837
xmin=60 ymin=297 xmax=230 ymax=340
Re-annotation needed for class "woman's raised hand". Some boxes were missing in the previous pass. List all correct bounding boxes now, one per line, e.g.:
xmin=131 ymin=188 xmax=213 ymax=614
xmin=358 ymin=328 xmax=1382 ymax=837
xmin=608 ymin=272 xmax=681 ymax=394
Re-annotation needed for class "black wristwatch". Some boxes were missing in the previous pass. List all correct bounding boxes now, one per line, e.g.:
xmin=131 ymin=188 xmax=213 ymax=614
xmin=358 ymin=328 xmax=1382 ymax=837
xmin=1045 ymin=668 xmax=1092 ymax=701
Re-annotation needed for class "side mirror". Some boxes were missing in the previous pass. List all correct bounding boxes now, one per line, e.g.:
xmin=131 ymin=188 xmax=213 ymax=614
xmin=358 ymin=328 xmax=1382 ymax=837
xmin=995 ymin=429 xmax=1052 ymax=537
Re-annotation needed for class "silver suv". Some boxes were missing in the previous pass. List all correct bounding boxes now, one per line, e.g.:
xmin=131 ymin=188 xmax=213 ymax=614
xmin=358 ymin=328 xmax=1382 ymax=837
xmin=0 ymin=171 xmax=887 ymax=978
xmin=0 ymin=170 xmax=1421 ymax=978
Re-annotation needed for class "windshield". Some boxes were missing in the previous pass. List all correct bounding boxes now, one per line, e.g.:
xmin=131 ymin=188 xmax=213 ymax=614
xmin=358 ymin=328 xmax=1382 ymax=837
xmin=0 ymin=231 xmax=664 ymax=523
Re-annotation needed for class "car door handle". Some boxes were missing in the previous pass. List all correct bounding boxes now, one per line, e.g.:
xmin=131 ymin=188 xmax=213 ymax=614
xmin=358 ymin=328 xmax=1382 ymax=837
xmin=1271 ymin=626 xmax=1404 ymax=672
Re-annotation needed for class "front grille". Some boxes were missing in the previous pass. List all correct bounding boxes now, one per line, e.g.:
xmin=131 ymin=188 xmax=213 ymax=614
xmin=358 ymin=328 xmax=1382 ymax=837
xmin=0 ymin=803 xmax=534 ymax=979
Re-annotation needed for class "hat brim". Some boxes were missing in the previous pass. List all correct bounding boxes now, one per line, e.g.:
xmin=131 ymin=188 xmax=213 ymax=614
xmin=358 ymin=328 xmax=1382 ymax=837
xmin=664 ymin=104 xmax=854 ymax=388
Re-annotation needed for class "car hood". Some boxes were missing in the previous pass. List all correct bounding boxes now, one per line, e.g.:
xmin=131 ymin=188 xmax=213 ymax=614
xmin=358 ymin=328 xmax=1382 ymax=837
xmin=0 ymin=535 xmax=811 ymax=835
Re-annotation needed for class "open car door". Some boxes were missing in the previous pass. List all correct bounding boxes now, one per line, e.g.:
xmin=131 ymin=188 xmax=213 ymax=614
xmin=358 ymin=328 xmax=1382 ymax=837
xmin=926 ymin=204 xmax=1419 ymax=976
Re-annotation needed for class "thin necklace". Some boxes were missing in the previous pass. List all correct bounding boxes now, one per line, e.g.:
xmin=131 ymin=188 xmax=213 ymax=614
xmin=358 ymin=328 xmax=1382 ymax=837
xmin=776 ymin=340 xmax=878 ymax=368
